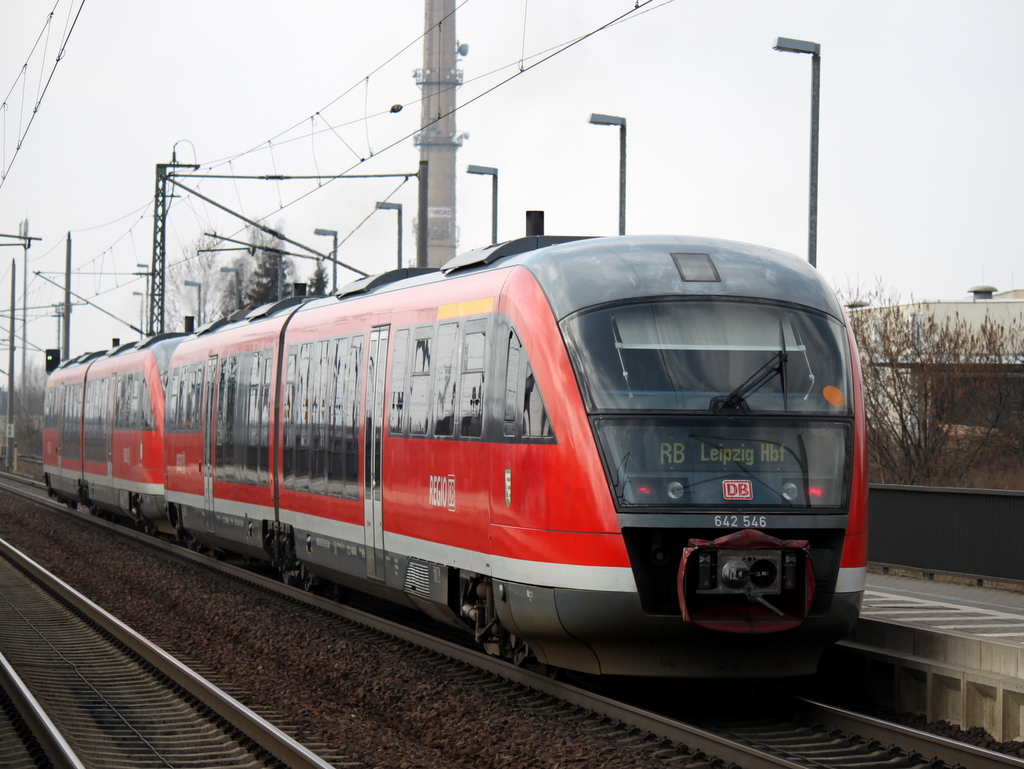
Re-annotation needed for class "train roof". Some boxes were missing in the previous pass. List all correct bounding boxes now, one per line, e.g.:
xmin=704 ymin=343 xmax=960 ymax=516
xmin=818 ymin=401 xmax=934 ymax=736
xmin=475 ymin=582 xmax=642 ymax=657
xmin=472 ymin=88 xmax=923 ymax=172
xmin=168 ymin=235 xmax=846 ymax=346
xmin=330 ymin=235 xmax=846 ymax=322
xmin=508 ymin=235 xmax=846 ymax=321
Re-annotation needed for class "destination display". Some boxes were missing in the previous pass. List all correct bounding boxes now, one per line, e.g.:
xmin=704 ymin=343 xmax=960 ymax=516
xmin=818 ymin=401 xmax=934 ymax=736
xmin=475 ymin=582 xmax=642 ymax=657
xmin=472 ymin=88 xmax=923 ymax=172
xmin=593 ymin=418 xmax=850 ymax=509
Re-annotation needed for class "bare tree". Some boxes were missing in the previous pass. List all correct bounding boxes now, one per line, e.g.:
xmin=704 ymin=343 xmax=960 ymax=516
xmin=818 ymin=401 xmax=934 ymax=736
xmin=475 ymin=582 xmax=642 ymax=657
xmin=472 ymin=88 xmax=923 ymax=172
xmin=14 ymin=360 xmax=45 ymax=456
xmin=167 ymin=235 xmax=231 ymax=333
xmin=847 ymin=283 xmax=1024 ymax=488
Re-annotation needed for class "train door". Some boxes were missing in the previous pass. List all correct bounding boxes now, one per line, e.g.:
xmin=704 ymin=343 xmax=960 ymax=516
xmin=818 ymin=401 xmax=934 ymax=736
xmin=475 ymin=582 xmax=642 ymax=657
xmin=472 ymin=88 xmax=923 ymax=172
xmin=55 ymin=384 xmax=65 ymax=472
xmin=363 ymin=325 xmax=390 ymax=581
xmin=202 ymin=355 xmax=218 ymax=531
xmin=105 ymin=376 xmax=116 ymax=487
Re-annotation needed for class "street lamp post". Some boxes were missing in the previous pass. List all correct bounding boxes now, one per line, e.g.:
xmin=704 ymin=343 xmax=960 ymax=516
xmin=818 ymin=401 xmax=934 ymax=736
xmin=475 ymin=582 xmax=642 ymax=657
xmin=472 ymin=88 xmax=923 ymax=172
xmin=220 ymin=267 xmax=241 ymax=310
xmin=375 ymin=202 xmax=404 ymax=270
xmin=588 ymin=113 xmax=627 ymax=236
xmin=773 ymin=36 xmax=821 ymax=268
xmin=466 ymin=165 xmax=498 ymax=244
xmin=132 ymin=292 xmax=145 ymax=337
xmin=183 ymin=280 xmax=202 ymax=325
xmin=135 ymin=263 xmax=150 ymax=334
xmin=313 ymin=228 xmax=339 ymax=293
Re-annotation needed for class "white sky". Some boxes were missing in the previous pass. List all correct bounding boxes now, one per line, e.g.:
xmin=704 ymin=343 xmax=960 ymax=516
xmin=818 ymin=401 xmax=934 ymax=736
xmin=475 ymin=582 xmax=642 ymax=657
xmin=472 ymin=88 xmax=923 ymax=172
xmin=2 ymin=1 xmax=1023 ymax=363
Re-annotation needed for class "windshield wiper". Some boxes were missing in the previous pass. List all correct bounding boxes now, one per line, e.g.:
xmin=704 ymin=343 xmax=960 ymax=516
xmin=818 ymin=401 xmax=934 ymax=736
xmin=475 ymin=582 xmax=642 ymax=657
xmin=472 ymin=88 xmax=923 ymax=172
xmin=609 ymin=315 xmax=633 ymax=399
xmin=712 ymin=320 xmax=789 ymax=412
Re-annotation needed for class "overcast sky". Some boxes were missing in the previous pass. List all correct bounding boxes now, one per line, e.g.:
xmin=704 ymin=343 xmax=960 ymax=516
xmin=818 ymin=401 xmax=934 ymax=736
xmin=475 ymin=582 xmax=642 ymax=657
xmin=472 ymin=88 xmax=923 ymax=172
xmin=2 ymin=1 xmax=1023 ymax=362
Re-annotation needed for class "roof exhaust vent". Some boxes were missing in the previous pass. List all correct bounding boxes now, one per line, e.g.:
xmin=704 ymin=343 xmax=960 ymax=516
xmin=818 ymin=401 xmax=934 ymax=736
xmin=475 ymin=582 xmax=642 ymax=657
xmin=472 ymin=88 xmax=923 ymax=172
xmin=185 ymin=316 xmax=195 ymax=333
xmin=968 ymin=285 xmax=997 ymax=301
xmin=526 ymin=210 xmax=544 ymax=237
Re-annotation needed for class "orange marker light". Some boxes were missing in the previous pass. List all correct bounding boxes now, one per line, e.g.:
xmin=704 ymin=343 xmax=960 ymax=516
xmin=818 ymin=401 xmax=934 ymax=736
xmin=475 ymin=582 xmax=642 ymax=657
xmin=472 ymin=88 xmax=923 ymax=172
xmin=823 ymin=386 xmax=846 ymax=408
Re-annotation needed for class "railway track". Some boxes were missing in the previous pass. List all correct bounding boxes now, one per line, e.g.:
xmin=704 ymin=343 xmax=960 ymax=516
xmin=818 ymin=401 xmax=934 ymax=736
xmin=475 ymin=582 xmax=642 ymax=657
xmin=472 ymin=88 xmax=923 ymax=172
xmin=0 ymin=521 xmax=339 ymax=768
xmin=2 ymin=471 xmax=1023 ymax=769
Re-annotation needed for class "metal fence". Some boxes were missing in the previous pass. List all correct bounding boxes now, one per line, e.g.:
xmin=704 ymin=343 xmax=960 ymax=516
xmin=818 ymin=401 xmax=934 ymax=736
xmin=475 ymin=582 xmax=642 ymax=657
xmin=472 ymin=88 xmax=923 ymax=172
xmin=868 ymin=484 xmax=1024 ymax=582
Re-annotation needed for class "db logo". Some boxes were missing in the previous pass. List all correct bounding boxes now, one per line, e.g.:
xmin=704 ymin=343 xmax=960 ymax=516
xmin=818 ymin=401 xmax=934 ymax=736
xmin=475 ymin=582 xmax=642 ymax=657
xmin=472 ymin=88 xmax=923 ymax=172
xmin=722 ymin=480 xmax=753 ymax=500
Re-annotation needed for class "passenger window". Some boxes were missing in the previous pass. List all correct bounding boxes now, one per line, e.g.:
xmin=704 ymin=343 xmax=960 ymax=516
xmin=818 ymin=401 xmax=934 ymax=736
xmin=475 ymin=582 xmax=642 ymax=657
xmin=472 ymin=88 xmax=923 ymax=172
xmin=389 ymin=329 xmax=410 ymax=435
xmin=408 ymin=329 xmax=433 ymax=435
xmin=523 ymin=362 xmax=553 ymax=438
xmin=504 ymin=332 xmax=521 ymax=438
xmin=459 ymin=324 xmax=486 ymax=438
xmin=433 ymin=322 xmax=459 ymax=437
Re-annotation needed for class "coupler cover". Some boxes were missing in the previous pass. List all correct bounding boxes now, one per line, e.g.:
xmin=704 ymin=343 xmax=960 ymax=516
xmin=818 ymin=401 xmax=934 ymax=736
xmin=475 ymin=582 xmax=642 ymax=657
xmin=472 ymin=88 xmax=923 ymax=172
xmin=678 ymin=528 xmax=815 ymax=633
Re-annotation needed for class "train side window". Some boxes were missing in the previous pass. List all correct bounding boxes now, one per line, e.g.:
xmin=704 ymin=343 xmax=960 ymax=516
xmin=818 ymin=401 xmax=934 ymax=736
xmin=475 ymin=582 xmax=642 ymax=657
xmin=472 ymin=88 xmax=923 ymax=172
xmin=166 ymin=368 xmax=178 ymax=432
xmin=310 ymin=339 xmax=331 ymax=494
xmin=189 ymin=363 xmax=204 ymax=432
xmin=140 ymin=376 xmax=155 ymax=431
xmin=327 ymin=337 xmax=349 ymax=497
xmin=504 ymin=332 xmax=521 ymax=438
xmin=408 ymin=328 xmax=433 ymax=436
xmin=258 ymin=348 xmax=273 ymax=484
xmin=129 ymin=374 xmax=142 ymax=430
xmin=344 ymin=336 xmax=363 ymax=498
xmin=522 ymin=362 xmax=553 ymax=438
xmin=459 ymin=322 xmax=486 ymax=438
xmin=242 ymin=351 xmax=259 ymax=485
xmin=433 ymin=322 xmax=459 ymax=437
xmin=216 ymin=355 xmax=238 ymax=483
xmin=64 ymin=383 xmax=81 ymax=460
xmin=293 ymin=343 xmax=312 ymax=491
xmin=389 ymin=329 xmax=410 ymax=436
xmin=283 ymin=347 xmax=298 ymax=487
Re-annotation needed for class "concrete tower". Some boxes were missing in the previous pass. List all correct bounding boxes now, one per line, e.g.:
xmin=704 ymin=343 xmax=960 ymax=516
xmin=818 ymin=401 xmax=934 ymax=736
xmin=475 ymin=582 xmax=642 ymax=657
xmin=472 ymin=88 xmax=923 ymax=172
xmin=415 ymin=0 xmax=462 ymax=268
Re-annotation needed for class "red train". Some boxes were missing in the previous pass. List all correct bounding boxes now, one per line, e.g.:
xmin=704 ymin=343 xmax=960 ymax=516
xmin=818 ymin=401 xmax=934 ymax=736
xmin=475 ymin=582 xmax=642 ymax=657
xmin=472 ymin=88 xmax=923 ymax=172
xmin=44 ymin=234 xmax=868 ymax=677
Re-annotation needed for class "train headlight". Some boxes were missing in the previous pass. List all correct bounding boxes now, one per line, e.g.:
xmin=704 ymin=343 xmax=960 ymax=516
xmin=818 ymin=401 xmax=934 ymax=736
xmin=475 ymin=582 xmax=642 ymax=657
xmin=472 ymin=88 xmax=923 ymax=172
xmin=781 ymin=482 xmax=799 ymax=501
xmin=667 ymin=481 xmax=686 ymax=500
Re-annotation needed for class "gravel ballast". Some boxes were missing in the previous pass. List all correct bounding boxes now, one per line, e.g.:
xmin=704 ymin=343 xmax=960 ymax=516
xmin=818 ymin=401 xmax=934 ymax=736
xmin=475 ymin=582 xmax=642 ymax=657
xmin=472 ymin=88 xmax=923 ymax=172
xmin=0 ymin=496 xmax=677 ymax=769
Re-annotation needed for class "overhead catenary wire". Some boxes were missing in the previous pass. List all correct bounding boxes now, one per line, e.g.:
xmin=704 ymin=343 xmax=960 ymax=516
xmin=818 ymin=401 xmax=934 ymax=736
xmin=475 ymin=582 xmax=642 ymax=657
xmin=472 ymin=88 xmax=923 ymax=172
xmin=28 ymin=1 xmax=675 ymax=353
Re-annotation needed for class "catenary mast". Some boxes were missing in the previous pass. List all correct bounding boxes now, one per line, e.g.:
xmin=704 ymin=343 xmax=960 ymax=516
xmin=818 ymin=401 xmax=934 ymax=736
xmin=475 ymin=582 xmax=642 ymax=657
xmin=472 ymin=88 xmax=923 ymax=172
xmin=415 ymin=0 xmax=463 ymax=268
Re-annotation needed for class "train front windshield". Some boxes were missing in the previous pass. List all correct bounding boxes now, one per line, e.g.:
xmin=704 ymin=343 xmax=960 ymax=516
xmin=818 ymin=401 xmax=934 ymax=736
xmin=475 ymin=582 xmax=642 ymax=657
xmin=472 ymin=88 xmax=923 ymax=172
xmin=562 ymin=299 xmax=853 ymax=509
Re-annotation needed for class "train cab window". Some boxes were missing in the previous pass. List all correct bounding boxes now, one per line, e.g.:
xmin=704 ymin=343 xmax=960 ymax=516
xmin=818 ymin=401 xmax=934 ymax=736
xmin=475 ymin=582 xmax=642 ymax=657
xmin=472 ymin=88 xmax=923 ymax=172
xmin=389 ymin=329 xmax=410 ymax=435
xmin=562 ymin=300 xmax=852 ymax=415
xmin=408 ymin=329 xmax=433 ymax=436
xmin=433 ymin=322 xmax=459 ymax=437
xmin=459 ymin=322 xmax=486 ymax=438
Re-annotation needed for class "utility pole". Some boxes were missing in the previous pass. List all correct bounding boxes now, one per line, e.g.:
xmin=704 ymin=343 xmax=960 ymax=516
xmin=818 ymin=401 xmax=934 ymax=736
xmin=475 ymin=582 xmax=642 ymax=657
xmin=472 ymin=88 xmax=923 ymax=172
xmin=150 ymin=150 xmax=199 ymax=335
xmin=415 ymin=0 xmax=463 ymax=268
xmin=18 ymin=220 xmax=27 ymax=390
xmin=63 ymin=233 xmax=71 ymax=360
xmin=7 ymin=259 xmax=15 ymax=471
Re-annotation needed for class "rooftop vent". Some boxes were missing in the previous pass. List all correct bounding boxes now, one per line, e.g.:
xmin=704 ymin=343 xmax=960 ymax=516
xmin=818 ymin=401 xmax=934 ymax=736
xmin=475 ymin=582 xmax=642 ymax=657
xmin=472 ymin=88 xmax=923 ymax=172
xmin=968 ymin=285 xmax=997 ymax=301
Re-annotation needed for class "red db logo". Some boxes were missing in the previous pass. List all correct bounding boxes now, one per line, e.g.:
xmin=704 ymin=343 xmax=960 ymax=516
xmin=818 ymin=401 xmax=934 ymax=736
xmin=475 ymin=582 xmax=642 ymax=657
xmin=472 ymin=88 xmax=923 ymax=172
xmin=722 ymin=480 xmax=753 ymax=500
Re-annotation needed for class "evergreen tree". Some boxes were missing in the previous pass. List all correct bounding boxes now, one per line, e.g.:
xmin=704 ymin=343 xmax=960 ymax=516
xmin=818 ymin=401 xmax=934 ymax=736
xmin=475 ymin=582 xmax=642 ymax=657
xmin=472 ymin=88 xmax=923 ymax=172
xmin=243 ymin=227 xmax=294 ymax=306
xmin=308 ymin=258 xmax=329 ymax=296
